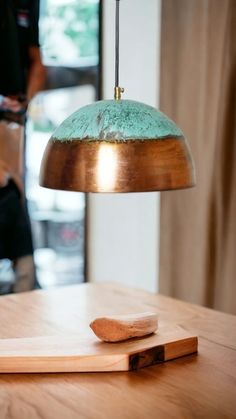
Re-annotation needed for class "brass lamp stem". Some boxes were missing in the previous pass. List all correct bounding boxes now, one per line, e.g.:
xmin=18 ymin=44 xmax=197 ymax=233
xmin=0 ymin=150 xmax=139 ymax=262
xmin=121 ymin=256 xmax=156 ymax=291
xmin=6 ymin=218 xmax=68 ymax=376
xmin=114 ymin=0 xmax=124 ymax=100
xmin=114 ymin=86 xmax=124 ymax=100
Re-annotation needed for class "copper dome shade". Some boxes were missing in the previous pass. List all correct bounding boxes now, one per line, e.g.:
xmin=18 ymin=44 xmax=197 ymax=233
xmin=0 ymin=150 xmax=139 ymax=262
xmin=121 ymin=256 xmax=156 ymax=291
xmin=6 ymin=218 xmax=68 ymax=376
xmin=39 ymin=99 xmax=195 ymax=193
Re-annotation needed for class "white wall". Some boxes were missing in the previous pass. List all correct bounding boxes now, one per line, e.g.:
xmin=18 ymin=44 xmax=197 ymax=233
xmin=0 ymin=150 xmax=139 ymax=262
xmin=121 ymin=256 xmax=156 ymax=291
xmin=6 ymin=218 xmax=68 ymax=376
xmin=87 ymin=0 xmax=161 ymax=292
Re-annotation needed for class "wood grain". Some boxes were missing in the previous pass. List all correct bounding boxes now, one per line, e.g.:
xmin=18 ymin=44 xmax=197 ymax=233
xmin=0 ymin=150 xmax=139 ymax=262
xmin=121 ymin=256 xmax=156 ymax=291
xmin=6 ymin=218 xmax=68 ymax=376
xmin=0 ymin=283 xmax=235 ymax=419
xmin=0 ymin=328 xmax=197 ymax=373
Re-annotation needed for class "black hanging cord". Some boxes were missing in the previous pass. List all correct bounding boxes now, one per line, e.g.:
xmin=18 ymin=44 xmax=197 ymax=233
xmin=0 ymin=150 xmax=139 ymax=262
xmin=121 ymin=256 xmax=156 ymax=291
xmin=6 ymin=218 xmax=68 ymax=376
xmin=115 ymin=0 xmax=120 ymax=88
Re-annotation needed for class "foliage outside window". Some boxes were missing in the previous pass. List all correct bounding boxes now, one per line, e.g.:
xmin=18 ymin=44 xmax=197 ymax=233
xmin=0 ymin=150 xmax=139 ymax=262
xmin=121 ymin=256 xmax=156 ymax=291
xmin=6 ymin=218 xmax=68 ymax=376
xmin=40 ymin=0 xmax=99 ymax=66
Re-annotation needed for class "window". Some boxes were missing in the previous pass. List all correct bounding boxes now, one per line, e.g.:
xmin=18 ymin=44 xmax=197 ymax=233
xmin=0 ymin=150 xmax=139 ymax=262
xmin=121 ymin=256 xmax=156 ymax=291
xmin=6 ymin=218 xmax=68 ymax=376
xmin=25 ymin=0 xmax=100 ymax=288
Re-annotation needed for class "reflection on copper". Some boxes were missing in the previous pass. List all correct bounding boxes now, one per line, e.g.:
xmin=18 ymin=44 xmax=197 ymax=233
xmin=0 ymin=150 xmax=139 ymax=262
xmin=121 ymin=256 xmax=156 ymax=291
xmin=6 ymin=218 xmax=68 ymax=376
xmin=97 ymin=144 xmax=118 ymax=192
xmin=40 ymin=137 xmax=196 ymax=193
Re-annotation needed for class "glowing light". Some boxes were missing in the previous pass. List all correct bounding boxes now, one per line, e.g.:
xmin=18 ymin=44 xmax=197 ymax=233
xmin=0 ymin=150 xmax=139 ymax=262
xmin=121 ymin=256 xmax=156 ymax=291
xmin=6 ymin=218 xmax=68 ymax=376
xmin=97 ymin=145 xmax=118 ymax=191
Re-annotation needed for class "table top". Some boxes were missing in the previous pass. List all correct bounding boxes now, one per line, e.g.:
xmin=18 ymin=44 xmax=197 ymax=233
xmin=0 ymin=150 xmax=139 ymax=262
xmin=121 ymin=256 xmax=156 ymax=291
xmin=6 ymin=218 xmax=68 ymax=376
xmin=0 ymin=282 xmax=236 ymax=419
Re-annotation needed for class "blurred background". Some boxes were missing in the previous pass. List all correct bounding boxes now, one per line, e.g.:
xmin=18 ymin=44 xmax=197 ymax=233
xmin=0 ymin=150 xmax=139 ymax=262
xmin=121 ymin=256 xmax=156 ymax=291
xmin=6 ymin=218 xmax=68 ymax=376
xmin=1 ymin=0 xmax=235 ymax=315
xmin=22 ymin=0 xmax=99 ymax=289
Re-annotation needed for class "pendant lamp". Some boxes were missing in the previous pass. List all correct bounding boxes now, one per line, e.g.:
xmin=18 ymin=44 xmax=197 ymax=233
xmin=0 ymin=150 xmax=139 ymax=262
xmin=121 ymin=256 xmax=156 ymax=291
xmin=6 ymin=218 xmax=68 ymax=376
xmin=40 ymin=0 xmax=196 ymax=193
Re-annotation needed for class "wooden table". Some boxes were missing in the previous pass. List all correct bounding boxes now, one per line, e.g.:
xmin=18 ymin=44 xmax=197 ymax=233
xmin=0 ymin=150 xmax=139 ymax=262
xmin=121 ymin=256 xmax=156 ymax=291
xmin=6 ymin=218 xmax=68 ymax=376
xmin=0 ymin=283 xmax=236 ymax=419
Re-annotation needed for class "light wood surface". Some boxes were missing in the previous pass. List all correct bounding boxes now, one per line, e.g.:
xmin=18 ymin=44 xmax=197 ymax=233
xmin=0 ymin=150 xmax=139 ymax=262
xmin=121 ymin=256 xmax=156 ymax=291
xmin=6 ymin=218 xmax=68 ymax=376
xmin=0 ymin=326 xmax=197 ymax=373
xmin=0 ymin=283 xmax=236 ymax=418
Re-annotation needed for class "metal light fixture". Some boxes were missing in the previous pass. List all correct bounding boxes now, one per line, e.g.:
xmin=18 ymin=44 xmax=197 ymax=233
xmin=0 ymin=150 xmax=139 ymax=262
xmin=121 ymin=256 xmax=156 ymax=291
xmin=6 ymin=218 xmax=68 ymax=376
xmin=40 ymin=0 xmax=195 ymax=193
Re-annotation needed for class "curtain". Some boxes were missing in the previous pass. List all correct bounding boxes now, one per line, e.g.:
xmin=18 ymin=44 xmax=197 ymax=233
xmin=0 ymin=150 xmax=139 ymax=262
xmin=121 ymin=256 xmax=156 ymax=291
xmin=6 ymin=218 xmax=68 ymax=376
xmin=159 ymin=0 xmax=236 ymax=314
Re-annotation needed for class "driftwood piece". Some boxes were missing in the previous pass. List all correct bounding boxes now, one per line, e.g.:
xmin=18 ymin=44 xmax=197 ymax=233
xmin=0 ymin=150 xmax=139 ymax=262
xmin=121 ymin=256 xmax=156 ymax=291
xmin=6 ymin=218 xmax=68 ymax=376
xmin=90 ymin=312 xmax=158 ymax=342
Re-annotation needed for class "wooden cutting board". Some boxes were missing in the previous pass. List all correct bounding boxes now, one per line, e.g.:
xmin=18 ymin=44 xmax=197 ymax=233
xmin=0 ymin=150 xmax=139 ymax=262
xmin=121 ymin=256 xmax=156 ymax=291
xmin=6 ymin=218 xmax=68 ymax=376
xmin=0 ymin=325 xmax=198 ymax=373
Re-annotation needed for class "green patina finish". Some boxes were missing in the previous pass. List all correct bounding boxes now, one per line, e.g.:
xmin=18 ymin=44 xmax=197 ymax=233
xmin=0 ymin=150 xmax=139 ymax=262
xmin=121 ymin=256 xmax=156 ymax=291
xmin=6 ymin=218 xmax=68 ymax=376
xmin=52 ymin=99 xmax=184 ymax=142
